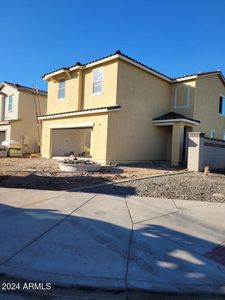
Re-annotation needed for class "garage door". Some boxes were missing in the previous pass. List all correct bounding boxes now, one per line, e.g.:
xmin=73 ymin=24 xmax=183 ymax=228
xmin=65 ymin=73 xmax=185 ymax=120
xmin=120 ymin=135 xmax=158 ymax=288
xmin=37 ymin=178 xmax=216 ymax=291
xmin=52 ymin=128 xmax=92 ymax=157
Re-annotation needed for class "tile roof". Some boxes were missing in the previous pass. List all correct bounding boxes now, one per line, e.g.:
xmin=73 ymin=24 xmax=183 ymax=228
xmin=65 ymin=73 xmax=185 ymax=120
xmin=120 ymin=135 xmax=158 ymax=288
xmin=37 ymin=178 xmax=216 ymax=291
xmin=153 ymin=112 xmax=200 ymax=123
xmin=42 ymin=50 xmax=173 ymax=81
xmin=39 ymin=105 xmax=121 ymax=118
xmin=3 ymin=81 xmax=47 ymax=96
xmin=42 ymin=50 xmax=225 ymax=84
xmin=174 ymin=70 xmax=225 ymax=81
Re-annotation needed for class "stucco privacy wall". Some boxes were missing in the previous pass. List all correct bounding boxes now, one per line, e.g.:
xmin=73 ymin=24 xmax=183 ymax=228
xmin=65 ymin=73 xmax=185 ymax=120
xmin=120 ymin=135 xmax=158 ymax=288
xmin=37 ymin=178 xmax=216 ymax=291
xmin=106 ymin=60 xmax=171 ymax=163
xmin=41 ymin=113 xmax=109 ymax=164
xmin=188 ymin=132 xmax=225 ymax=171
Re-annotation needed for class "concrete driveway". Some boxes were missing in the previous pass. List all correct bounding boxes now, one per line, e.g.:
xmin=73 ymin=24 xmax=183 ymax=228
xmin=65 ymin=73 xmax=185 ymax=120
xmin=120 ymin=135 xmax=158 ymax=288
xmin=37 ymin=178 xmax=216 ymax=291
xmin=0 ymin=187 xmax=225 ymax=299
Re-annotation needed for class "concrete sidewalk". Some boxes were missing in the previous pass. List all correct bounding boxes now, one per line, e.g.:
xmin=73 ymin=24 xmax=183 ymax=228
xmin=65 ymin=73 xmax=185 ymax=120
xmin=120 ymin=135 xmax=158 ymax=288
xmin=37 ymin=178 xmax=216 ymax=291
xmin=0 ymin=187 xmax=225 ymax=299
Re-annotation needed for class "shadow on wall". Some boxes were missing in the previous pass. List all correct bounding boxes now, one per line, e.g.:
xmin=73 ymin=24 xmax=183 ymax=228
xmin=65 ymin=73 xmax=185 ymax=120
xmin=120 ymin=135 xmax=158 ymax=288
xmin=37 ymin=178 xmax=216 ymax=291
xmin=188 ymin=139 xmax=197 ymax=148
xmin=0 ymin=202 xmax=225 ymax=299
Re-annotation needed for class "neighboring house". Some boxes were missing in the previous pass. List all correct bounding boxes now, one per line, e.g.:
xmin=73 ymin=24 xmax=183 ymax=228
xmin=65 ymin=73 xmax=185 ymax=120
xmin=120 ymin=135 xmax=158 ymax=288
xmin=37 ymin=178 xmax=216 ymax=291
xmin=39 ymin=51 xmax=225 ymax=165
xmin=0 ymin=82 xmax=47 ymax=153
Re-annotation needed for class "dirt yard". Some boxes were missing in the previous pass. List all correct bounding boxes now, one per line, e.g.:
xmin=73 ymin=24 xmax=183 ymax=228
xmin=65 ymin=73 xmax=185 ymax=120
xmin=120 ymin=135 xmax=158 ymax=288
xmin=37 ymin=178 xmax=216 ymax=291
xmin=0 ymin=157 xmax=183 ymax=190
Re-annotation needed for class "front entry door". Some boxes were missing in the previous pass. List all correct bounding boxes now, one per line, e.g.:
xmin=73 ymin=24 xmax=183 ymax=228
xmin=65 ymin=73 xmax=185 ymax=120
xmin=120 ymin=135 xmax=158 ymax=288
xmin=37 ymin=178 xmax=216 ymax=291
xmin=182 ymin=126 xmax=192 ymax=163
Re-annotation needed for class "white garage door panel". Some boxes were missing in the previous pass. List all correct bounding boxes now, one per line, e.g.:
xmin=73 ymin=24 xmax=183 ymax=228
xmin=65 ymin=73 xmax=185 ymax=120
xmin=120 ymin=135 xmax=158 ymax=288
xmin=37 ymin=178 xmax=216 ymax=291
xmin=52 ymin=128 xmax=91 ymax=156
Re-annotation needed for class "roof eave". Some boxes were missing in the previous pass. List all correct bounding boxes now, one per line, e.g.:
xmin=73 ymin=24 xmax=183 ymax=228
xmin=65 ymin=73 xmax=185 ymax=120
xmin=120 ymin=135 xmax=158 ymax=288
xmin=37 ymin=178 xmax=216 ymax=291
xmin=38 ymin=106 xmax=121 ymax=120
xmin=42 ymin=53 xmax=172 ymax=83
xmin=152 ymin=118 xmax=200 ymax=125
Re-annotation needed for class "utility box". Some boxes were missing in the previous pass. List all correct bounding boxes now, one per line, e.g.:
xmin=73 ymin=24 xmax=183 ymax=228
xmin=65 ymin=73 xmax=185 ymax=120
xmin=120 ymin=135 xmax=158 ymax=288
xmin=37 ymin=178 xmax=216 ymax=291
xmin=8 ymin=148 xmax=22 ymax=157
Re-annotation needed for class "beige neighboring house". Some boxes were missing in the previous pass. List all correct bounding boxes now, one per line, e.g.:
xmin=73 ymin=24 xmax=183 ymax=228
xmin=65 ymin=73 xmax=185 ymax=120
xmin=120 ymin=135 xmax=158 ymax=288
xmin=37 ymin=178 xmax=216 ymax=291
xmin=0 ymin=82 xmax=47 ymax=153
xmin=39 ymin=51 xmax=225 ymax=165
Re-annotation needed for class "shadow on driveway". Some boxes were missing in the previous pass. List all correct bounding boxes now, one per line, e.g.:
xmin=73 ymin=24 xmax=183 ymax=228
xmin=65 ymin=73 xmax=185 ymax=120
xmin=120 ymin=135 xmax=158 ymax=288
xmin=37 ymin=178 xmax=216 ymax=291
xmin=0 ymin=201 xmax=225 ymax=299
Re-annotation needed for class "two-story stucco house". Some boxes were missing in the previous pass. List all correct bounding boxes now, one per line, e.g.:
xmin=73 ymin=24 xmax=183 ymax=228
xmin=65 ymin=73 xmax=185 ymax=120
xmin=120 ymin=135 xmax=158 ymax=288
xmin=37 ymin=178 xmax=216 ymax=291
xmin=39 ymin=51 xmax=225 ymax=165
xmin=0 ymin=82 xmax=47 ymax=153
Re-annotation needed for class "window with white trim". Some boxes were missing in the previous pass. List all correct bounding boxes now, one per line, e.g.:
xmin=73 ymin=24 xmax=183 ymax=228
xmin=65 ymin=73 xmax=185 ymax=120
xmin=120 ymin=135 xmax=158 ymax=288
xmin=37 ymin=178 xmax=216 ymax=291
xmin=219 ymin=96 xmax=225 ymax=116
xmin=210 ymin=130 xmax=215 ymax=139
xmin=58 ymin=80 xmax=65 ymax=99
xmin=174 ymin=84 xmax=190 ymax=108
xmin=8 ymin=95 xmax=13 ymax=112
xmin=92 ymin=68 xmax=103 ymax=95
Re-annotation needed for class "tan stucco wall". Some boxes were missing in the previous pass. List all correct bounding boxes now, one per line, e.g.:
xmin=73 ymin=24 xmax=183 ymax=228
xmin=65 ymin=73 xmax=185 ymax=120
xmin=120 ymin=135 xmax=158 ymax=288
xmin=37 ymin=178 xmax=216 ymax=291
xmin=46 ymin=60 xmax=118 ymax=115
xmin=82 ymin=61 xmax=118 ymax=109
xmin=46 ymin=71 xmax=80 ymax=114
xmin=105 ymin=60 xmax=171 ymax=163
xmin=1 ymin=85 xmax=19 ymax=120
xmin=41 ymin=113 xmax=109 ymax=164
xmin=193 ymin=75 xmax=225 ymax=139
xmin=42 ymin=58 xmax=225 ymax=165
xmin=11 ymin=92 xmax=47 ymax=153
xmin=170 ymin=80 xmax=196 ymax=118
xmin=0 ymin=84 xmax=47 ymax=153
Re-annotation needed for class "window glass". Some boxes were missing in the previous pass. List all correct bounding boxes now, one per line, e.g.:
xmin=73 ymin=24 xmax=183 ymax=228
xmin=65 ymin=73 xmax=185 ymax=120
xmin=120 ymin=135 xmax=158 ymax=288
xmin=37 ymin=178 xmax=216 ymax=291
xmin=93 ymin=68 xmax=103 ymax=95
xmin=8 ymin=95 xmax=13 ymax=112
xmin=219 ymin=96 xmax=225 ymax=115
xmin=58 ymin=80 xmax=65 ymax=99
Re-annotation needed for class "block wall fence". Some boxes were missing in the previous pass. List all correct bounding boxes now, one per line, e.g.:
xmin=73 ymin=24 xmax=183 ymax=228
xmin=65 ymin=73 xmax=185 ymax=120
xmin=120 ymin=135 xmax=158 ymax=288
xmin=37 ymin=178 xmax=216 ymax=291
xmin=188 ymin=132 xmax=225 ymax=171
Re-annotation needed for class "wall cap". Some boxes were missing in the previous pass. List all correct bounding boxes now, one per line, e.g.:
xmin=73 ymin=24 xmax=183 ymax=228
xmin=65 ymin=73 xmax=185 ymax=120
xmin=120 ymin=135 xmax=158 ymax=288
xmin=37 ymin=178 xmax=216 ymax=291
xmin=188 ymin=132 xmax=205 ymax=137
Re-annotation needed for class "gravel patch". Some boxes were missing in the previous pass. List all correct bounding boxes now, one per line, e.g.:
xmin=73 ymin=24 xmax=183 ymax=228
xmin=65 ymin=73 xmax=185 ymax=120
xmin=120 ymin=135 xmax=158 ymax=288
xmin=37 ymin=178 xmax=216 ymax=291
xmin=83 ymin=172 xmax=225 ymax=203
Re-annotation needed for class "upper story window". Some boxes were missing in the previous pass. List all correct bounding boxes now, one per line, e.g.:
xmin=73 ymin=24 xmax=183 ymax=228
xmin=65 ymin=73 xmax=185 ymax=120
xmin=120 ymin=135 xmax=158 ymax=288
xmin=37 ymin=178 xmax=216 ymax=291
xmin=58 ymin=80 xmax=65 ymax=100
xmin=174 ymin=84 xmax=190 ymax=108
xmin=219 ymin=96 xmax=225 ymax=116
xmin=8 ymin=95 xmax=13 ymax=112
xmin=93 ymin=68 xmax=103 ymax=95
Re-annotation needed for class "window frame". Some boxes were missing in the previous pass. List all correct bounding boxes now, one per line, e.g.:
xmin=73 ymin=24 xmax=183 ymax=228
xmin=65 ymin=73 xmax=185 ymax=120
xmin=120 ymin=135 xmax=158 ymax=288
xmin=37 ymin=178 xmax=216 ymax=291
xmin=8 ymin=95 xmax=13 ymax=113
xmin=58 ymin=79 xmax=66 ymax=100
xmin=92 ymin=68 xmax=103 ymax=96
xmin=219 ymin=95 xmax=225 ymax=117
xmin=174 ymin=84 xmax=190 ymax=109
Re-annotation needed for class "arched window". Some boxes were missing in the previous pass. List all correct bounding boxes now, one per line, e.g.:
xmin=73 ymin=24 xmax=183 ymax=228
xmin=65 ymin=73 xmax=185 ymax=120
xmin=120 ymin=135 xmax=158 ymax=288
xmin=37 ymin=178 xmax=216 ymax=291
xmin=174 ymin=84 xmax=190 ymax=108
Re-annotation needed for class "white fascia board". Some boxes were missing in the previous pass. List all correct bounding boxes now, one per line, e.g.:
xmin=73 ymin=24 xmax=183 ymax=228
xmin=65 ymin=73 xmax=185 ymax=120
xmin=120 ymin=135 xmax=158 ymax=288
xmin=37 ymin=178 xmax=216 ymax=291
xmin=2 ymin=82 xmax=19 ymax=92
xmin=43 ymin=53 xmax=174 ymax=82
xmin=152 ymin=118 xmax=199 ymax=125
xmin=71 ymin=54 xmax=172 ymax=82
xmin=173 ymin=75 xmax=197 ymax=82
xmin=84 ymin=55 xmax=119 ymax=69
xmin=43 ymin=69 xmax=69 ymax=81
xmin=154 ymin=122 xmax=175 ymax=126
xmin=49 ymin=123 xmax=94 ymax=129
xmin=38 ymin=107 xmax=121 ymax=120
